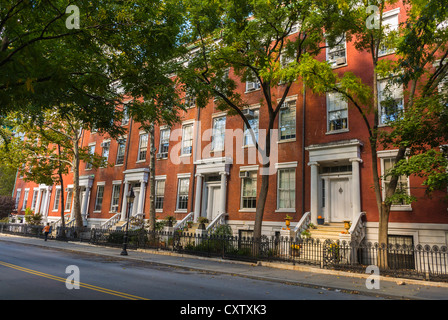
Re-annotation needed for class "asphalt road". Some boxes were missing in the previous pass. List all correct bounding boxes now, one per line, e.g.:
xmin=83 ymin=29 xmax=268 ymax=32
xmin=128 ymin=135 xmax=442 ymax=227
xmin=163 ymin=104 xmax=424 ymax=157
xmin=0 ymin=241 xmax=382 ymax=302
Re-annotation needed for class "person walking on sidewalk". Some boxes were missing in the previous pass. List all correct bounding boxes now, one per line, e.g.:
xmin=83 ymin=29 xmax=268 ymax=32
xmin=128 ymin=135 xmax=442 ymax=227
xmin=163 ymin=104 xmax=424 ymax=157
xmin=43 ymin=223 xmax=51 ymax=241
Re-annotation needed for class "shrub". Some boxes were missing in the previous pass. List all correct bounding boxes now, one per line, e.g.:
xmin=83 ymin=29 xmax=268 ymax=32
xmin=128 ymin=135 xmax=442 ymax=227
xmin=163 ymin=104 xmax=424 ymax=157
xmin=0 ymin=196 xmax=14 ymax=219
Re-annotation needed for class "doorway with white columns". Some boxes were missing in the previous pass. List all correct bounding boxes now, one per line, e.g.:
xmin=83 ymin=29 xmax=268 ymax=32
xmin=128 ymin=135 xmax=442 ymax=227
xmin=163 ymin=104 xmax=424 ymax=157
xmin=193 ymin=157 xmax=232 ymax=223
xmin=305 ymin=139 xmax=363 ymax=225
xmin=120 ymin=168 xmax=149 ymax=221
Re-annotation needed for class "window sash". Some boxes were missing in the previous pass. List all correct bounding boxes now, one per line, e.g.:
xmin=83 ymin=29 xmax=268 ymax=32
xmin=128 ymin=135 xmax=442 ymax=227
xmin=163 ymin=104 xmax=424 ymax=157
xmin=212 ymin=116 xmax=226 ymax=151
xmin=159 ymin=128 xmax=170 ymax=154
xmin=53 ymin=189 xmax=61 ymax=211
xmin=138 ymin=133 xmax=148 ymax=161
xmin=241 ymin=171 xmax=257 ymax=209
xmin=31 ymin=190 xmax=38 ymax=210
xmin=181 ymin=124 xmax=193 ymax=155
xmin=110 ymin=185 xmax=121 ymax=212
xmin=86 ymin=145 xmax=95 ymax=170
xmin=116 ymin=139 xmax=126 ymax=164
xmin=155 ymin=180 xmax=165 ymax=210
xmin=378 ymin=80 xmax=404 ymax=125
xmin=279 ymin=102 xmax=296 ymax=140
xmin=327 ymin=92 xmax=348 ymax=131
xmin=65 ymin=190 xmax=73 ymax=211
xmin=382 ymin=157 xmax=410 ymax=205
xmin=94 ymin=185 xmax=104 ymax=211
xmin=278 ymin=169 xmax=296 ymax=209
xmin=244 ymin=110 xmax=259 ymax=146
xmin=177 ymin=178 xmax=189 ymax=210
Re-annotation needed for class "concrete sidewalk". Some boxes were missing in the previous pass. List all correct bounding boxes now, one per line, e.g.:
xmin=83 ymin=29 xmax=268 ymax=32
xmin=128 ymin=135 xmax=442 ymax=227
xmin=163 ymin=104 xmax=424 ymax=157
xmin=1 ymin=234 xmax=448 ymax=300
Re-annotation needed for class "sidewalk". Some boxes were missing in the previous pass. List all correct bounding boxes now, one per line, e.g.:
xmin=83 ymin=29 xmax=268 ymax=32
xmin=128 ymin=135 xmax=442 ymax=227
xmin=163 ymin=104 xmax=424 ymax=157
xmin=1 ymin=233 xmax=448 ymax=300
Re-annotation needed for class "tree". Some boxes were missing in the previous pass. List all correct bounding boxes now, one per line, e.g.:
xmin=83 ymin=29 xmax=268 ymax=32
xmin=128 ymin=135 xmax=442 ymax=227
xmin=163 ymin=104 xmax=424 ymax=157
xmin=5 ymin=109 xmax=109 ymax=228
xmin=179 ymin=0 xmax=346 ymax=240
xmin=296 ymin=0 xmax=448 ymax=262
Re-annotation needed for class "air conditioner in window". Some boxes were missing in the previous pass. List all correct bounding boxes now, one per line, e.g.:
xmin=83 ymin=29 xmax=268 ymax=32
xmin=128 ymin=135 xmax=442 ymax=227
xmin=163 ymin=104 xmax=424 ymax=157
xmin=336 ymin=57 xmax=346 ymax=65
xmin=239 ymin=171 xmax=249 ymax=178
xmin=242 ymin=109 xmax=254 ymax=118
xmin=101 ymin=142 xmax=110 ymax=148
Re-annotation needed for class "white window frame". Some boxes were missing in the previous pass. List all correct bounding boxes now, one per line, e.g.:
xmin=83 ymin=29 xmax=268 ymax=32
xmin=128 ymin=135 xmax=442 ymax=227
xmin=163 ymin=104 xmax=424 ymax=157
xmin=181 ymin=122 xmax=194 ymax=156
xmin=94 ymin=184 xmax=105 ymax=212
xmin=31 ymin=189 xmax=38 ymax=211
xmin=52 ymin=188 xmax=61 ymax=211
xmin=275 ymin=162 xmax=298 ymax=212
xmin=211 ymin=115 xmax=226 ymax=152
xmin=65 ymin=187 xmax=73 ymax=212
xmin=22 ymin=189 xmax=29 ymax=211
xmin=378 ymin=150 xmax=412 ymax=211
xmin=101 ymin=140 xmax=110 ymax=165
xmin=326 ymin=91 xmax=349 ymax=133
xmin=110 ymin=183 xmax=121 ymax=213
xmin=15 ymin=189 xmax=21 ymax=210
xmin=137 ymin=132 xmax=148 ymax=162
xmin=116 ymin=137 xmax=127 ymax=165
xmin=278 ymin=98 xmax=296 ymax=141
xmin=379 ymin=8 xmax=400 ymax=57
xmin=239 ymin=168 xmax=258 ymax=211
xmin=155 ymin=176 xmax=166 ymax=212
xmin=243 ymin=106 xmax=259 ymax=147
xmin=326 ymin=34 xmax=347 ymax=68
xmin=378 ymin=78 xmax=404 ymax=126
xmin=176 ymin=174 xmax=190 ymax=212
xmin=245 ymin=78 xmax=261 ymax=93
xmin=86 ymin=143 xmax=96 ymax=170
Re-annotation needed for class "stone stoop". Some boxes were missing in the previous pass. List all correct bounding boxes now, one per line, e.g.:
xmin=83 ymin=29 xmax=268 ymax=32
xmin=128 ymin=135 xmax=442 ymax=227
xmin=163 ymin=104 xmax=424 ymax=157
xmin=309 ymin=223 xmax=347 ymax=241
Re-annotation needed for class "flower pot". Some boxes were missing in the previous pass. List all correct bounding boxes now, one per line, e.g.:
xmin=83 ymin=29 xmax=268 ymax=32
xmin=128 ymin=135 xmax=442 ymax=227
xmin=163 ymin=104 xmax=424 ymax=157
xmin=317 ymin=218 xmax=325 ymax=225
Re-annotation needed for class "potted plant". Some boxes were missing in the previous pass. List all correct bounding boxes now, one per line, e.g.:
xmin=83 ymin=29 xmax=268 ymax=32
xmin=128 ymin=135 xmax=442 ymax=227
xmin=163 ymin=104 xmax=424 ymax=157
xmin=165 ymin=216 xmax=176 ymax=227
xmin=317 ymin=216 xmax=325 ymax=225
xmin=284 ymin=215 xmax=293 ymax=229
xmin=187 ymin=220 xmax=193 ymax=229
xmin=198 ymin=217 xmax=209 ymax=230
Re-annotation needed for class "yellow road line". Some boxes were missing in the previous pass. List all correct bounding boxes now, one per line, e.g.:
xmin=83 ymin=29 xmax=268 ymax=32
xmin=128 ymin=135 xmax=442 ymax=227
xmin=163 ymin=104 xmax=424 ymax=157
xmin=0 ymin=261 xmax=149 ymax=300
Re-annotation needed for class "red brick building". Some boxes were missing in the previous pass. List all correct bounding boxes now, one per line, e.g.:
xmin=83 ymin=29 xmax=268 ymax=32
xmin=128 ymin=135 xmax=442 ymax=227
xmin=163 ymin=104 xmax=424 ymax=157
xmin=12 ymin=2 xmax=448 ymax=246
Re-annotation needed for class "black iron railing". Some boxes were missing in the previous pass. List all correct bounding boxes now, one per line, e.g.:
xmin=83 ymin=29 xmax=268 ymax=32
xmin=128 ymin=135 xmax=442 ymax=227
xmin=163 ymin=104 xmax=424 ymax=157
xmin=1 ymin=223 xmax=447 ymax=282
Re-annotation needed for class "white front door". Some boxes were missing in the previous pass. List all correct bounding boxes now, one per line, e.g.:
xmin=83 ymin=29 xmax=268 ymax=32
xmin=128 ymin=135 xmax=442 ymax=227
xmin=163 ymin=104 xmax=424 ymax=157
xmin=206 ymin=184 xmax=221 ymax=222
xmin=329 ymin=178 xmax=351 ymax=222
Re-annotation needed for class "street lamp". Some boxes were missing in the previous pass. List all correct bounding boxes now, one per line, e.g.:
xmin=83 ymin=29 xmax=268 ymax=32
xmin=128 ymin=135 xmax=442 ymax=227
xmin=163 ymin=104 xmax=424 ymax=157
xmin=120 ymin=187 xmax=135 ymax=256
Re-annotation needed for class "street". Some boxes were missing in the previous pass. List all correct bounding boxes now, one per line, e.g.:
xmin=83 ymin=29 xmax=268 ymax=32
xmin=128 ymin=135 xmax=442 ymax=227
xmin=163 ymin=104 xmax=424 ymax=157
xmin=0 ymin=241 xmax=382 ymax=301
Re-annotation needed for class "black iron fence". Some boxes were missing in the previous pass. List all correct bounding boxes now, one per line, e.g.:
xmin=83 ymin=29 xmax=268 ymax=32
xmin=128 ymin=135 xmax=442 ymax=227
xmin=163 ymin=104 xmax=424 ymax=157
xmin=1 ymin=223 xmax=448 ymax=282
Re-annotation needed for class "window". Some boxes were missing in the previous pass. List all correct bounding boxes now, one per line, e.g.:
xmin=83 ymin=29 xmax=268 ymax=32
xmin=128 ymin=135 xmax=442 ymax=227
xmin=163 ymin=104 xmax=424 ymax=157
xmin=241 ymin=171 xmax=257 ymax=209
xmin=381 ymin=156 xmax=410 ymax=208
xmin=185 ymin=93 xmax=196 ymax=108
xmin=122 ymin=105 xmax=130 ymax=126
xmin=327 ymin=91 xmax=348 ymax=132
xmin=378 ymin=79 xmax=404 ymax=125
xmin=22 ymin=190 xmax=29 ymax=210
xmin=15 ymin=189 xmax=21 ymax=210
xmin=246 ymin=78 xmax=261 ymax=92
xmin=31 ymin=190 xmax=38 ymax=211
xmin=387 ymin=235 xmax=415 ymax=269
xmin=138 ymin=133 xmax=148 ymax=161
xmin=277 ymin=169 xmax=295 ymax=210
xmin=326 ymin=34 xmax=347 ymax=67
xmin=155 ymin=180 xmax=165 ymax=210
xmin=243 ymin=109 xmax=259 ymax=146
xmin=176 ymin=178 xmax=190 ymax=211
xmin=211 ymin=116 xmax=226 ymax=151
xmin=53 ymin=189 xmax=61 ymax=211
xmin=158 ymin=128 xmax=170 ymax=158
xmin=181 ymin=123 xmax=193 ymax=155
xmin=379 ymin=9 xmax=399 ymax=56
xmin=110 ymin=184 xmax=121 ymax=212
xmin=101 ymin=141 xmax=110 ymax=163
xmin=279 ymin=100 xmax=296 ymax=140
xmin=116 ymin=138 xmax=126 ymax=165
xmin=86 ymin=144 xmax=95 ymax=170
xmin=65 ymin=189 xmax=73 ymax=211
xmin=94 ymin=185 xmax=104 ymax=211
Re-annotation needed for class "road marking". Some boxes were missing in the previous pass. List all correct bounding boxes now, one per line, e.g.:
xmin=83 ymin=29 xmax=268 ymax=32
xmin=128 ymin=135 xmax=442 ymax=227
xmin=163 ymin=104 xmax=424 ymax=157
xmin=0 ymin=261 xmax=149 ymax=300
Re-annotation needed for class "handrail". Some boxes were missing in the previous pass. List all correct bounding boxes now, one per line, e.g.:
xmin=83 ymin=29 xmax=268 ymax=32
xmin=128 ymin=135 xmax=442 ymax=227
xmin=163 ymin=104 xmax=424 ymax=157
xmin=50 ymin=213 xmax=71 ymax=229
xmin=348 ymin=211 xmax=366 ymax=243
xmin=293 ymin=211 xmax=311 ymax=238
xmin=173 ymin=212 xmax=194 ymax=231
xmin=100 ymin=213 xmax=121 ymax=229
xmin=206 ymin=212 xmax=227 ymax=233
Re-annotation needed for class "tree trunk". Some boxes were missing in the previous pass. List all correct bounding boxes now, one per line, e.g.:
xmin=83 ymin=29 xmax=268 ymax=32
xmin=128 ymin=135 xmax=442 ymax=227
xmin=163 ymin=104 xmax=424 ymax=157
xmin=57 ymin=144 xmax=66 ymax=238
xmin=148 ymin=124 xmax=156 ymax=232
xmin=72 ymin=140 xmax=83 ymax=228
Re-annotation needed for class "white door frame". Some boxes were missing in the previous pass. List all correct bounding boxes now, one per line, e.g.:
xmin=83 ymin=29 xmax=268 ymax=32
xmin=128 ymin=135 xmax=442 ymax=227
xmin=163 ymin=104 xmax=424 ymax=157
xmin=203 ymin=181 xmax=221 ymax=221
